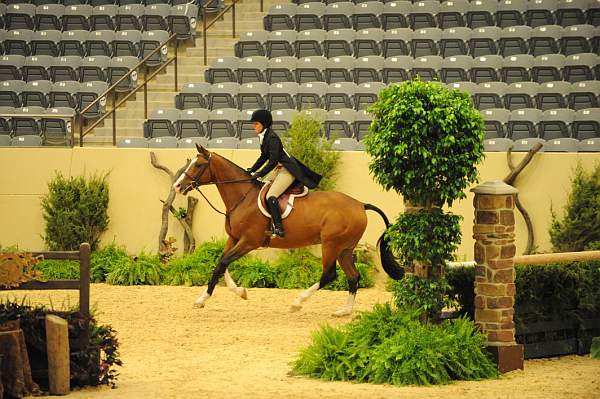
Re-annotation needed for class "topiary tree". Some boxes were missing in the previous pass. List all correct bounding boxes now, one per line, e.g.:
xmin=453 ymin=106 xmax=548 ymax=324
xmin=365 ymin=79 xmax=485 ymax=322
xmin=41 ymin=172 xmax=110 ymax=251
xmin=281 ymin=113 xmax=340 ymax=191
xmin=550 ymin=162 xmax=600 ymax=252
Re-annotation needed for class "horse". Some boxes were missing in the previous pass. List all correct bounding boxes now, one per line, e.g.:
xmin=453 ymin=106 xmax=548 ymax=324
xmin=173 ymin=144 xmax=404 ymax=316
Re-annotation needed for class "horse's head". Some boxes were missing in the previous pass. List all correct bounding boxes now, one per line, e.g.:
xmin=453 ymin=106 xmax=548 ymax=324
xmin=173 ymin=144 xmax=213 ymax=195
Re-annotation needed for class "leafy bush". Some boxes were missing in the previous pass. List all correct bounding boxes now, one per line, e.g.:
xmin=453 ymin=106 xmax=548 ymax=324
xmin=292 ymin=303 xmax=498 ymax=385
xmin=90 ymin=244 xmax=130 ymax=283
xmin=33 ymin=259 xmax=80 ymax=280
xmin=281 ymin=113 xmax=341 ymax=191
xmin=365 ymin=79 xmax=484 ymax=207
xmin=592 ymin=337 xmax=600 ymax=359
xmin=229 ymin=256 xmax=277 ymax=288
xmin=105 ymin=254 xmax=164 ymax=285
xmin=273 ymin=248 xmax=375 ymax=291
xmin=41 ymin=172 xmax=110 ymax=251
xmin=550 ymin=163 xmax=600 ymax=252
xmin=390 ymin=275 xmax=453 ymax=321
xmin=163 ymin=239 xmax=225 ymax=286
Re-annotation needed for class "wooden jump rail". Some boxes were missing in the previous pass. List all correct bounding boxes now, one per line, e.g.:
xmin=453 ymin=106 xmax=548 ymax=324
xmin=1 ymin=242 xmax=91 ymax=347
xmin=447 ymin=250 xmax=600 ymax=268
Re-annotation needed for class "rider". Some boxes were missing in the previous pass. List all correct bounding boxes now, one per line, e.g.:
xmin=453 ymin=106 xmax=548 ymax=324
xmin=246 ymin=109 xmax=322 ymax=238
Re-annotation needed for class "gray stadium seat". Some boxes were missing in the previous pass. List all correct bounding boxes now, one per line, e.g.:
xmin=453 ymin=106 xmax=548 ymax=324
xmin=206 ymin=57 xmax=239 ymax=84
xmin=144 ymin=108 xmax=179 ymax=139
xmin=35 ymin=4 xmax=64 ymax=31
xmin=474 ymin=81 xmax=508 ymax=109
xmin=354 ymin=28 xmax=384 ymax=57
xmin=140 ymin=30 xmax=169 ymax=67
xmin=266 ymin=56 xmax=297 ymax=83
xmin=235 ymin=31 xmax=268 ymax=58
xmin=382 ymin=55 xmax=412 ymax=83
xmin=116 ymin=4 xmax=144 ymax=31
xmin=324 ymin=29 xmax=355 ymax=58
xmin=325 ymin=108 xmax=355 ymax=139
xmin=563 ymin=53 xmax=598 ymax=83
xmin=381 ymin=28 xmax=412 ymax=57
xmin=265 ymin=30 xmax=296 ymax=58
xmin=561 ymin=24 xmax=594 ymax=55
xmin=295 ymin=2 xmax=326 ymax=31
xmin=481 ymin=108 xmax=511 ymax=138
xmin=353 ymin=55 xmax=384 ymax=84
xmin=175 ymin=82 xmax=211 ymax=110
xmin=79 ymin=56 xmax=109 ymax=83
xmin=297 ymin=81 xmax=328 ymax=110
xmin=447 ymin=80 xmax=477 ymax=95
xmin=90 ymin=4 xmax=117 ymax=31
xmin=4 ymin=29 xmax=33 ymax=57
xmin=169 ymin=3 xmax=199 ymax=41
xmin=471 ymin=55 xmax=503 ymax=83
xmin=354 ymin=109 xmax=373 ymax=141
xmin=30 ymin=30 xmax=60 ymax=57
xmin=526 ymin=0 xmax=557 ymax=27
xmin=267 ymin=82 xmax=299 ymax=110
xmin=60 ymin=30 xmax=88 ymax=57
xmin=271 ymin=108 xmax=299 ymax=131
xmin=512 ymin=137 xmax=546 ymax=151
xmin=264 ymin=4 xmax=297 ymax=32
xmin=0 ymin=79 xmax=24 ymax=108
xmin=466 ymin=0 xmax=497 ymax=28
xmin=572 ymin=107 xmax=600 ymax=139
xmin=49 ymin=80 xmax=79 ymax=109
xmin=354 ymin=81 xmax=384 ymax=110
xmin=62 ymin=5 xmax=92 ymax=31
xmin=503 ymin=81 xmax=539 ymax=110
xmin=532 ymin=54 xmax=566 ymax=82
xmin=108 ymin=56 xmax=139 ymax=92
xmin=86 ymin=30 xmax=115 ymax=57
xmin=499 ymin=26 xmax=532 ymax=56
xmin=325 ymin=81 xmax=357 ymax=110
xmin=411 ymin=27 xmax=441 ymax=57
xmin=42 ymin=106 xmax=75 ymax=146
xmin=0 ymin=55 xmax=25 ymax=81
xmin=437 ymin=0 xmax=469 ymax=29
xmin=496 ymin=0 xmax=526 ymax=28
xmin=569 ymin=80 xmax=600 ymax=110
xmin=208 ymin=82 xmax=239 ymax=110
xmin=207 ymin=108 xmax=239 ymax=139
xmin=295 ymin=29 xmax=326 ymax=58
xmin=5 ymin=3 xmax=35 ymax=31
xmin=22 ymin=80 xmax=52 ymax=108
xmin=441 ymin=55 xmax=472 ymax=83
xmin=148 ymin=136 xmax=179 ymax=148
xmin=323 ymin=2 xmax=354 ymax=30
xmin=509 ymin=108 xmax=543 ymax=139
xmin=556 ymin=0 xmax=587 ymax=27
xmin=113 ymin=30 xmax=141 ymax=58
xmin=177 ymin=108 xmax=209 ymax=138
xmin=353 ymin=2 xmax=384 ymax=31
xmin=412 ymin=55 xmax=442 ymax=81
xmin=536 ymin=80 xmax=570 ymax=110
xmin=381 ymin=1 xmax=411 ymax=30
xmin=469 ymin=26 xmax=501 ymax=57
xmin=325 ymin=55 xmax=354 ymax=83
xmin=142 ymin=4 xmax=170 ymax=32
xmin=483 ymin=138 xmax=514 ymax=151
xmin=529 ymin=25 xmax=563 ymax=56
xmin=77 ymin=81 xmax=108 ymax=119
xmin=50 ymin=56 xmax=82 ymax=82
xmin=539 ymin=108 xmax=575 ymax=139
xmin=409 ymin=1 xmax=438 ymax=30
xmin=237 ymin=56 xmax=268 ymax=84
xmin=237 ymin=81 xmax=269 ymax=110
xmin=296 ymin=56 xmax=327 ymax=83
xmin=439 ymin=27 xmax=471 ymax=57
xmin=11 ymin=135 xmax=43 ymax=147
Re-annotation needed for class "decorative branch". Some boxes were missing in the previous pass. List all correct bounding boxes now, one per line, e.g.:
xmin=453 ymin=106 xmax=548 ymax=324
xmin=503 ymin=142 xmax=543 ymax=255
xmin=184 ymin=196 xmax=198 ymax=252
xmin=150 ymin=152 xmax=194 ymax=253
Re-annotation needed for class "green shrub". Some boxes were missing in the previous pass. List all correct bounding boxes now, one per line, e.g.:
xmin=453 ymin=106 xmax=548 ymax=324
xmin=281 ymin=113 xmax=341 ymax=191
xmin=390 ymin=275 xmax=453 ymax=321
xmin=229 ymin=256 xmax=277 ymax=288
xmin=90 ymin=244 xmax=130 ymax=283
xmin=292 ymin=303 xmax=498 ymax=385
xmin=550 ymin=163 xmax=600 ymax=252
xmin=273 ymin=249 xmax=324 ymax=289
xmin=106 ymin=254 xmax=163 ymax=285
xmin=41 ymin=172 xmax=110 ymax=251
xmin=163 ymin=239 xmax=225 ymax=286
xmin=33 ymin=259 xmax=80 ymax=280
xmin=272 ymin=248 xmax=375 ymax=290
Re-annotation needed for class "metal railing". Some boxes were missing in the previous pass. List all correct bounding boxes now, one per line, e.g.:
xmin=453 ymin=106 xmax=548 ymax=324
xmin=201 ymin=0 xmax=264 ymax=65
xmin=0 ymin=112 xmax=77 ymax=147
xmin=79 ymin=33 xmax=179 ymax=146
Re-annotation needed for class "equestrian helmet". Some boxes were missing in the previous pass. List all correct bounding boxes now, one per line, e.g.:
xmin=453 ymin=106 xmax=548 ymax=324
xmin=250 ymin=109 xmax=273 ymax=128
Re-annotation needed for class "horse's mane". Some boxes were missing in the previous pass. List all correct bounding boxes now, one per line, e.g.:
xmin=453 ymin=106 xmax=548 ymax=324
xmin=213 ymin=152 xmax=263 ymax=188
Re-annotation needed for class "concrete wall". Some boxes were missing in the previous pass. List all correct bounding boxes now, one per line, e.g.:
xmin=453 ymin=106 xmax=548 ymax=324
xmin=1 ymin=147 xmax=598 ymax=259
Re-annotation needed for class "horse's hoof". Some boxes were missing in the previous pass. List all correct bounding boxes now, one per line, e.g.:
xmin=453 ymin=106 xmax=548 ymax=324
xmin=193 ymin=302 xmax=205 ymax=309
xmin=237 ymin=287 xmax=248 ymax=300
xmin=332 ymin=309 xmax=351 ymax=317
xmin=290 ymin=303 xmax=302 ymax=313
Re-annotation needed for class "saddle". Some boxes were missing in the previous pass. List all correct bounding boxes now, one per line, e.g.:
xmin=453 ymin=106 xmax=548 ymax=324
xmin=258 ymin=180 xmax=308 ymax=220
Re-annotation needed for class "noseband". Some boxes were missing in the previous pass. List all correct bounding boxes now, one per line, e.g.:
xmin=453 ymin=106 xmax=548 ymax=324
xmin=184 ymin=153 xmax=212 ymax=191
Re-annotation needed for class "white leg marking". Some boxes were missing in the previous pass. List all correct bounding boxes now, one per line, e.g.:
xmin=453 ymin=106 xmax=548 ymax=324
xmin=194 ymin=290 xmax=211 ymax=308
xmin=333 ymin=293 xmax=356 ymax=317
xmin=224 ymin=270 xmax=248 ymax=300
xmin=290 ymin=282 xmax=320 ymax=312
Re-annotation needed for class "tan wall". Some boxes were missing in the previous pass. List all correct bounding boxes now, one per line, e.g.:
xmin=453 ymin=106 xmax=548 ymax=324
xmin=1 ymin=147 xmax=598 ymax=259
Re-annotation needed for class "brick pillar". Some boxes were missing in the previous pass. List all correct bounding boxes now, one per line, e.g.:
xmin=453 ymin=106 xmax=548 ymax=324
xmin=471 ymin=180 xmax=524 ymax=373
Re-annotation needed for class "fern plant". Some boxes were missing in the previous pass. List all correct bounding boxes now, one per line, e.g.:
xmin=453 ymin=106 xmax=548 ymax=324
xmin=90 ymin=243 xmax=131 ymax=283
xmin=163 ymin=239 xmax=225 ymax=286
xmin=106 ymin=254 xmax=164 ymax=285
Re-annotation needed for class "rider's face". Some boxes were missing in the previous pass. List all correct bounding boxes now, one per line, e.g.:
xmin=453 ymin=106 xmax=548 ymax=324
xmin=253 ymin=121 xmax=264 ymax=134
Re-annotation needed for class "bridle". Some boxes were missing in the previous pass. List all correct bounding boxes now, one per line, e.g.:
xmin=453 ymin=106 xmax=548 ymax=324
xmin=182 ymin=153 xmax=256 ymax=218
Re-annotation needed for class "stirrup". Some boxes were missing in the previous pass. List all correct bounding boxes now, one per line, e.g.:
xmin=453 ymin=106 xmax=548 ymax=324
xmin=271 ymin=224 xmax=285 ymax=238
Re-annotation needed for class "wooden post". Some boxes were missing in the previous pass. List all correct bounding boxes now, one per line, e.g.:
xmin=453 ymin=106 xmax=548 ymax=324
xmin=472 ymin=180 xmax=524 ymax=373
xmin=45 ymin=315 xmax=70 ymax=395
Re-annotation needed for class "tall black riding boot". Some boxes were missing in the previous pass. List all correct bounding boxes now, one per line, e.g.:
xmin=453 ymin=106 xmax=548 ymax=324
xmin=266 ymin=196 xmax=285 ymax=238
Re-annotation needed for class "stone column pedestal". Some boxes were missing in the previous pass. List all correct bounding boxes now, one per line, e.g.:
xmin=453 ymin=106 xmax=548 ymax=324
xmin=471 ymin=180 xmax=524 ymax=373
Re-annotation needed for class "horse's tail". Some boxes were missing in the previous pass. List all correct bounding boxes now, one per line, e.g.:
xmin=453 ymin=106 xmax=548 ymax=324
xmin=364 ymin=204 xmax=405 ymax=280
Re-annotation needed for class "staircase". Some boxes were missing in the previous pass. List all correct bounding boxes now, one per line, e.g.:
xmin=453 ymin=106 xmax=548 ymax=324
xmin=84 ymin=0 xmax=281 ymax=146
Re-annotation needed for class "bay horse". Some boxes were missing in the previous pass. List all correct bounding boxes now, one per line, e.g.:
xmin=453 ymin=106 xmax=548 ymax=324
xmin=173 ymin=145 xmax=404 ymax=316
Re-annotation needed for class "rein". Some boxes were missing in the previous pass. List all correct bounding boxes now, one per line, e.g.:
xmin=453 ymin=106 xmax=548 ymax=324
xmin=187 ymin=154 xmax=256 ymax=217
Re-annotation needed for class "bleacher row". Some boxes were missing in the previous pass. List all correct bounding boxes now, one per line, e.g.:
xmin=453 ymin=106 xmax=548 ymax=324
xmin=172 ymin=81 xmax=600 ymax=111
xmin=233 ymin=26 xmax=600 ymax=59
xmin=264 ymin=0 xmax=600 ymax=32
xmin=0 ymin=3 xmax=199 ymax=38
xmin=205 ymin=53 xmax=600 ymax=85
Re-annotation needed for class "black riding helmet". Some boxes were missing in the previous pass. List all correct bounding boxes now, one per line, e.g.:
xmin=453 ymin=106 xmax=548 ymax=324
xmin=250 ymin=109 xmax=273 ymax=128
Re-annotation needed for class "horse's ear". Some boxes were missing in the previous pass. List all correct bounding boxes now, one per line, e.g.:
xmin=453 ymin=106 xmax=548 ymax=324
xmin=195 ymin=144 xmax=210 ymax=158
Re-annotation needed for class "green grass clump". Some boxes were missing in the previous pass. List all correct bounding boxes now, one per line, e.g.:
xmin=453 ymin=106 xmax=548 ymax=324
xmin=273 ymin=249 xmax=323 ymax=289
xmin=106 ymin=254 xmax=164 ymax=285
xmin=163 ymin=239 xmax=225 ymax=286
xmin=292 ymin=304 xmax=498 ymax=385
xmin=229 ymin=256 xmax=277 ymax=288
xmin=90 ymin=244 xmax=131 ymax=283
xmin=33 ymin=259 xmax=80 ymax=280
